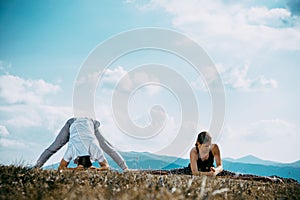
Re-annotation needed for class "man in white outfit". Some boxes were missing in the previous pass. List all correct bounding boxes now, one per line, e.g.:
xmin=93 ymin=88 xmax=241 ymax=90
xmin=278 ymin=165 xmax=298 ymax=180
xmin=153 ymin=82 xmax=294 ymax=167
xmin=58 ymin=118 xmax=109 ymax=170
xmin=35 ymin=117 xmax=128 ymax=171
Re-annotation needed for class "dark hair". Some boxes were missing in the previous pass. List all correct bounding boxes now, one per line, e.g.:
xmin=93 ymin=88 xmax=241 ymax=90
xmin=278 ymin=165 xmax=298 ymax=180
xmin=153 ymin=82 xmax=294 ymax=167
xmin=197 ymin=131 xmax=212 ymax=144
xmin=195 ymin=131 xmax=212 ymax=153
xmin=77 ymin=156 xmax=92 ymax=169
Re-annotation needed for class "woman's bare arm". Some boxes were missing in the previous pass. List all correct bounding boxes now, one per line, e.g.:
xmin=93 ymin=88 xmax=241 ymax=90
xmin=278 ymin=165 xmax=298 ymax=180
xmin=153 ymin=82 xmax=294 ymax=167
xmin=190 ymin=147 xmax=201 ymax=175
xmin=211 ymin=144 xmax=223 ymax=175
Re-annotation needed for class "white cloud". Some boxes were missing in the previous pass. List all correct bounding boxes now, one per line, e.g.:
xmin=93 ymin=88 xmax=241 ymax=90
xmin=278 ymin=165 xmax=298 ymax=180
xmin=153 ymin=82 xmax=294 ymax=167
xmin=75 ymin=66 xmax=131 ymax=89
xmin=0 ymin=125 xmax=27 ymax=149
xmin=124 ymin=0 xmax=136 ymax=4
xmin=0 ymin=104 xmax=72 ymax=130
xmin=0 ymin=138 xmax=26 ymax=148
xmin=40 ymin=105 xmax=72 ymax=131
xmin=0 ymin=125 xmax=9 ymax=136
xmin=0 ymin=71 xmax=71 ymax=132
xmin=219 ymin=119 xmax=299 ymax=162
xmin=246 ymin=119 xmax=296 ymax=142
xmin=0 ymin=74 xmax=60 ymax=104
xmin=144 ymin=85 xmax=163 ymax=96
xmin=246 ymin=7 xmax=293 ymax=27
xmin=147 ymin=0 xmax=300 ymax=51
xmin=0 ymin=70 xmax=71 ymax=131
xmin=192 ymin=64 xmax=277 ymax=91
xmin=102 ymin=66 xmax=128 ymax=84
xmin=0 ymin=103 xmax=72 ymax=164
xmin=191 ymin=77 xmax=207 ymax=91
xmin=100 ymin=66 xmax=163 ymax=96
xmin=0 ymin=104 xmax=43 ymax=127
xmin=100 ymin=66 xmax=134 ymax=92
xmin=220 ymin=64 xmax=278 ymax=91
xmin=75 ymin=71 xmax=99 ymax=87
xmin=0 ymin=70 xmax=73 ymax=164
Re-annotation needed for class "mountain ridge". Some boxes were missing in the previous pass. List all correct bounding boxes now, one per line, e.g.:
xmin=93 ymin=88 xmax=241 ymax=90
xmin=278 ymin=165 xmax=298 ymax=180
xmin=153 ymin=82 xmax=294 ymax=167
xmin=223 ymin=154 xmax=300 ymax=168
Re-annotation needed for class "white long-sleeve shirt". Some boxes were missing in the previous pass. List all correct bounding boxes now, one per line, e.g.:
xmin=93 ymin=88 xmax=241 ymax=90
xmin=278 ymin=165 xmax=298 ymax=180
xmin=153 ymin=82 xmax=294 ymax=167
xmin=35 ymin=118 xmax=128 ymax=170
xmin=63 ymin=118 xmax=105 ymax=163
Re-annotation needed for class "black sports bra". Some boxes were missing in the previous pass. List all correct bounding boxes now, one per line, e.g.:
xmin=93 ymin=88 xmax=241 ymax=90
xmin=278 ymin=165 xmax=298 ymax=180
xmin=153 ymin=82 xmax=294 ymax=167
xmin=196 ymin=150 xmax=214 ymax=172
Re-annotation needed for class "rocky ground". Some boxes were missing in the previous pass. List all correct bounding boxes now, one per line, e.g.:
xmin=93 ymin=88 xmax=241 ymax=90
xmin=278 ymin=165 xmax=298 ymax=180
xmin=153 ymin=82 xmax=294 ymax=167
xmin=0 ymin=165 xmax=299 ymax=200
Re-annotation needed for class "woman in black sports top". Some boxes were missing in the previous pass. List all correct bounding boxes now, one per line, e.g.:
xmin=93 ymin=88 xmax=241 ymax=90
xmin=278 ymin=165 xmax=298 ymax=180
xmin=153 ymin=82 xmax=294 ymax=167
xmin=189 ymin=131 xmax=223 ymax=176
xmin=147 ymin=131 xmax=223 ymax=176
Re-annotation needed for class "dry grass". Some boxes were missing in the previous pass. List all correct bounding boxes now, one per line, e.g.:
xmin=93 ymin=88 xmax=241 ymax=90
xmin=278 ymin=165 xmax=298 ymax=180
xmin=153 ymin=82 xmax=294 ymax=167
xmin=0 ymin=165 xmax=299 ymax=200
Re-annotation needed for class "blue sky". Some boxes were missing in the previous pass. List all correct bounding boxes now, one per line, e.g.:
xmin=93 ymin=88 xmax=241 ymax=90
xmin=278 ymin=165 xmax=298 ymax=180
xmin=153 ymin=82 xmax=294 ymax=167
xmin=0 ymin=0 xmax=300 ymax=166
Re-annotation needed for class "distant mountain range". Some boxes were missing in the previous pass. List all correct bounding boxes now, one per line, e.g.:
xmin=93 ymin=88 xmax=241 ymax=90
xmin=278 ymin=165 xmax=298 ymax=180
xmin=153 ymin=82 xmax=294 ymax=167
xmin=223 ymin=155 xmax=300 ymax=168
xmin=44 ymin=151 xmax=300 ymax=182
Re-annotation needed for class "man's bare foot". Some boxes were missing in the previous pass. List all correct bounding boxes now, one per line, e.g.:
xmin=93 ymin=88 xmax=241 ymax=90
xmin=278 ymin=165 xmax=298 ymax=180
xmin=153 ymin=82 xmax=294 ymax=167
xmin=98 ymin=164 xmax=110 ymax=171
xmin=98 ymin=160 xmax=110 ymax=171
xmin=89 ymin=165 xmax=109 ymax=171
xmin=76 ymin=165 xmax=84 ymax=170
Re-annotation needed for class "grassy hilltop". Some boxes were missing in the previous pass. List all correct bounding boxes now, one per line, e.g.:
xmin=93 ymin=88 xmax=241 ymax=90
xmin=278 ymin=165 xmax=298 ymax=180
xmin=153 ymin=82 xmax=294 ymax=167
xmin=0 ymin=165 xmax=299 ymax=200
